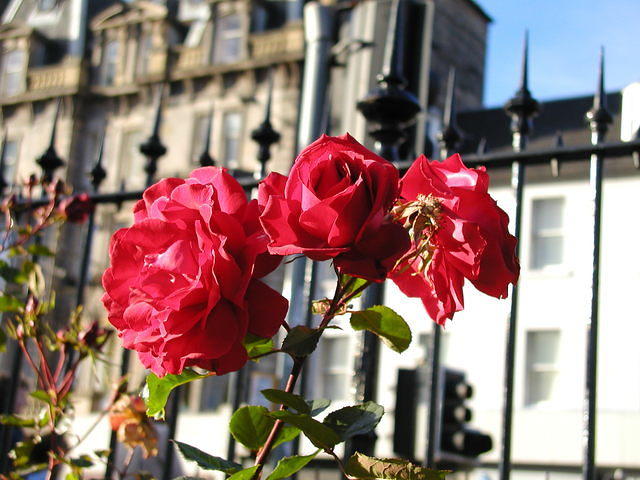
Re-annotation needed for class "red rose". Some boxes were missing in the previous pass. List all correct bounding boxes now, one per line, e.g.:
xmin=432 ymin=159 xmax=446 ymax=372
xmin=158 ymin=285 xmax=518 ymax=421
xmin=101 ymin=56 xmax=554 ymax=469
xmin=101 ymin=167 xmax=288 ymax=377
xmin=59 ymin=193 xmax=94 ymax=223
xmin=258 ymin=134 xmax=410 ymax=281
xmin=390 ymin=154 xmax=519 ymax=325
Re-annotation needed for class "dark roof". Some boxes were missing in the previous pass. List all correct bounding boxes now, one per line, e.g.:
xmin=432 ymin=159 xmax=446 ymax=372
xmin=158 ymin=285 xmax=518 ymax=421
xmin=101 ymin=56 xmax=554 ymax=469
xmin=456 ymin=92 xmax=622 ymax=154
xmin=463 ymin=0 xmax=492 ymax=23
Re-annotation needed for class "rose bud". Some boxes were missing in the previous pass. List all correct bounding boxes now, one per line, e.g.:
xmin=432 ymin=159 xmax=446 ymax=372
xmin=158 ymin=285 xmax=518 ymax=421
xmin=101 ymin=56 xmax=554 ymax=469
xmin=58 ymin=193 xmax=95 ymax=224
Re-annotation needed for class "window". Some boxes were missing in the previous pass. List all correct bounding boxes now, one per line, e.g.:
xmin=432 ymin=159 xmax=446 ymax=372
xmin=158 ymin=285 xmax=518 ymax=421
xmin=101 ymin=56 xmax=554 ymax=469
xmin=212 ymin=14 xmax=243 ymax=64
xmin=525 ymin=330 xmax=560 ymax=405
xmin=191 ymin=114 xmax=212 ymax=165
xmin=530 ymin=198 xmax=564 ymax=269
xmin=38 ymin=0 xmax=57 ymax=11
xmin=320 ymin=336 xmax=350 ymax=401
xmin=119 ymin=130 xmax=145 ymax=189
xmin=221 ymin=111 xmax=242 ymax=168
xmin=1 ymin=138 xmax=19 ymax=186
xmin=137 ymin=34 xmax=152 ymax=77
xmin=101 ymin=40 xmax=119 ymax=86
xmin=1 ymin=50 xmax=25 ymax=97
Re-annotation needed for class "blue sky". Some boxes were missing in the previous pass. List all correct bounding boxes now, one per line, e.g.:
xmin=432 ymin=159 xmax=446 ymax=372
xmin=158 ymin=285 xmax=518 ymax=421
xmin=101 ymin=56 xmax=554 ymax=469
xmin=475 ymin=0 xmax=640 ymax=107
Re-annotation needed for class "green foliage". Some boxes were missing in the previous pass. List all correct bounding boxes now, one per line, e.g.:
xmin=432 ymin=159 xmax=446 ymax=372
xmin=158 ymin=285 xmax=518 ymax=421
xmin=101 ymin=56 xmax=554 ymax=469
xmin=281 ymin=326 xmax=322 ymax=357
xmin=261 ymin=389 xmax=310 ymax=414
xmin=323 ymin=401 xmax=384 ymax=440
xmin=340 ymin=275 xmax=369 ymax=300
xmin=142 ymin=369 xmax=208 ymax=419
xmin=266 ymin=450 xmax=320 ymax=480
xmin=0 ymin=414 xmax=36 ymax=428
xmin=25 ymin=244 xmax=54 ymax=257
xmin=244 ymin=334 xmax=276 ymax=359
xmin=269 ymin=411 xmax=341 ymax=450
xmin=174 ymin=441 xmax=241 ymax=474
xmin=345 ymin=453 xmax=448 ymax=480
xmin=307 ymin=398 xmax=331 ymax=416
xmin=0 ymin=294 xmax=23 ymax=312
xmin=69 ymin=455 xmax=94 ymax=468
xmin=229 ymin=406 xmax=300 ymax=451
xmin=228 ymin=466 xmax=261 ymax=480
xmin=350 ymin=305 xmax=412 ymax=353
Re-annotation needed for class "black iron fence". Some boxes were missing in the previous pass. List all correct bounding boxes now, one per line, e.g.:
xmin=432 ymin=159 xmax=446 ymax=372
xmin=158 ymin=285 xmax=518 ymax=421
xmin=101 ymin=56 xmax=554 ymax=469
xmin=1 ymin=1 xmax=640 ymax=480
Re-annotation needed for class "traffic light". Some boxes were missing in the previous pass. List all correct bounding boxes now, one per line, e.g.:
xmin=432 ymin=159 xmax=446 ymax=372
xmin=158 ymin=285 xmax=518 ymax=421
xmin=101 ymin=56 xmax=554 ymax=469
xmin=439 ymin=368 xmax=492 ymax=463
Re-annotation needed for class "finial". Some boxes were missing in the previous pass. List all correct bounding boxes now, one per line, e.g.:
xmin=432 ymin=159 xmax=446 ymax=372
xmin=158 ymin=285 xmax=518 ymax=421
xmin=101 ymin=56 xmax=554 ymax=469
xmin=140 ymin=85 xmax=167 ymax=186
xmin=36 ymin=98 xmax=65 ymax=183
xmin=585 ymin=47 xmax=612 ymax=144
xmin=504 ymin=30 xmax=539 ymax=152
xmin=437 ymin=67 xmax=462 ymax=159
xmin=198 ymin=113 xmax=215 ymax=167
xmin=251 ymin=69 xmax=281 ymax=179
xmin=357 ymin=0 xmax=421 ymax=162
xmin=90 ymin=132 xmax=107 ymax=191
xmin=520 ymin=30 xmax=530 ymax=93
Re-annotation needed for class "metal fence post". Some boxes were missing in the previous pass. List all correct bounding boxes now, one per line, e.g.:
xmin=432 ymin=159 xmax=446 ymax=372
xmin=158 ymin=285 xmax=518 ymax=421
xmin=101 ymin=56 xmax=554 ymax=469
xmin=582 ymin=48 xmax=612 ymax=480
xmin=499 ymin=31 xmax=539 ymax=480
xmin=350 ymin=0 xmax=420 ymax=458
xmin=425 ymin=67 xmax=461 ymax=468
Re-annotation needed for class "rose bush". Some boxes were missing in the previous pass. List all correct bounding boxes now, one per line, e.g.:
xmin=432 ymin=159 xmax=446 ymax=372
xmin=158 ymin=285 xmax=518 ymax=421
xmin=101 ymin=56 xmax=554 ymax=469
xmin=390 ymin=154 xmax=519 ymax=324
xmin=258 ymin=134 xmax=410 ymax=281
xmin=101 ymin=167 xmax=288 ymax=377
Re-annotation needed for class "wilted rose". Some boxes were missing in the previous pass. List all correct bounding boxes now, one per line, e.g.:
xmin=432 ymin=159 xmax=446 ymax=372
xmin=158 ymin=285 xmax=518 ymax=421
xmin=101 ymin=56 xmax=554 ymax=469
xmin=259 ymin=134 xmax=409 ymax=281
xmin=391 ymin=154 xmax=519 ymax=324
xmin=109 ymin=394 xmax=158 ymax=458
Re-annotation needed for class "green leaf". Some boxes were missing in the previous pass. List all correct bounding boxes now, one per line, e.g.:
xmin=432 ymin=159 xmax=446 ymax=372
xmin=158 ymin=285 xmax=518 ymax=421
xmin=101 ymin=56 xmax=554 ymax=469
xmin=30 ymin=390 xmax=52 ymax=405
xmin=244 ymin=334 xmax=275 ymax=359
xmin=26 ymin=244 xmax=54 ymax=257
xmin=281 ymin=326 xmax=322 ymax=357
xmin=228 ymin=466 xmax=260 ymax=480
xmin=0 ymin=260 xmax=22 ymax=284
xmin=0 ymin=327 xmax=6 ymax=353
xmin=261 ymin=389 xmax=310 ymax=414
xmin=229 ymin=406 xmax=275 ymax=450
xmin=0 ymin=294 xmax=23 ymax=312
xmin=273 ymin=425 xmax=300 ymax=449
xmin=228 ymin=405 xmax=300 ymax=451
xmin=350 ymin=305 xmax=412 ymax=353
xmin=341 ymin=275 xmax=369 ymax=300
xmin=269 ymin=411 xmax=341 ymax=449
xmin=0 ymin=414 xmax=36 ymax=427
xmin=142 ymin=369 xmax=208 ymax=419
xmin=345 ymin=453 xmax=448 ymax=480
xmin=323 ymin=401 xmax=384 ymax=440
xmin=69 ymin=455 xmax=94 ymax=468
xmin=307 ymin=398 xmax=331 ymax=417
xmin=66 ymin=473 xmax=80 ymax=480
xmin=266 ymin=450 xmax=320 ymax=480
xmin=174 ymin=440 xmax=241 ymax=473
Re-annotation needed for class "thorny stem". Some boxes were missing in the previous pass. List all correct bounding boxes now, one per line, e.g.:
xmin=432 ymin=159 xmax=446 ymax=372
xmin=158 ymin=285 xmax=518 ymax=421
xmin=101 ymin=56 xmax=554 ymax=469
xmin=251 ymin=274 xmax=366 ymax=479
